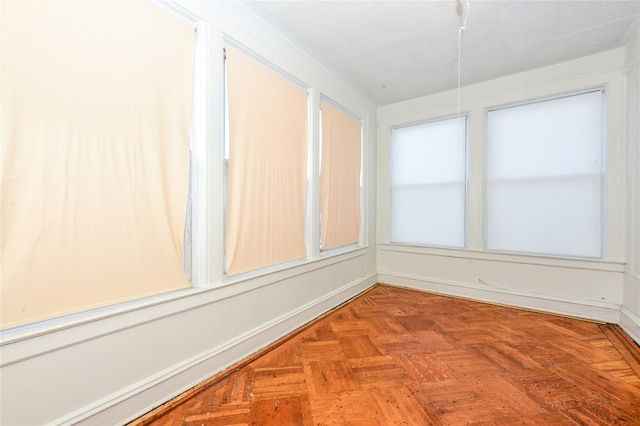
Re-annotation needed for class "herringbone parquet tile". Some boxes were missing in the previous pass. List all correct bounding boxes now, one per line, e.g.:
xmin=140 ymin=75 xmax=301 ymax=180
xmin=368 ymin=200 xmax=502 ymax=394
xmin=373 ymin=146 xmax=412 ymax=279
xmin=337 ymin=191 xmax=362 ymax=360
xmin=132 ymin=284 xmax=640 ymax=425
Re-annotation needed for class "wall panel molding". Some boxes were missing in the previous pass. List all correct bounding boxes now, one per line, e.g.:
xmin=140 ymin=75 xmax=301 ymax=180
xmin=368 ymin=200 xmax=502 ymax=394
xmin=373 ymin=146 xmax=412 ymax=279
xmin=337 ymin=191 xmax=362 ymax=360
xmin=378 ymin=244 xmax=624 ymax=273
xmin=378 ymin=273 xmax=620 ymax=324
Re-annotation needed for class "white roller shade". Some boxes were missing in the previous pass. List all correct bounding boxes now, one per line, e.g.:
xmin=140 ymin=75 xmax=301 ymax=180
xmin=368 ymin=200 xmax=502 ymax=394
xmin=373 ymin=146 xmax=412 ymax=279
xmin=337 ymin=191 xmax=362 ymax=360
xmin=390 ymin=117 xmax=467 ymax=248
xmin=486 ymin=91 xmax=604 ymax=258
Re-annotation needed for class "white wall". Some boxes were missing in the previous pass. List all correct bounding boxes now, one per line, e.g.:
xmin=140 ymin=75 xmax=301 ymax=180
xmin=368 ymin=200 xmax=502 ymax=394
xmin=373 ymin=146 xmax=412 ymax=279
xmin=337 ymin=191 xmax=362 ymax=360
xmin=0 ymin=1 xmax=377 ymax=424
xmin=2 ymin=3 xmax=638 ymax=425
xmin=622 ymin=18 xmax=640 ymax=343
xmin=377 ymin=49 xmax=628 ymax=326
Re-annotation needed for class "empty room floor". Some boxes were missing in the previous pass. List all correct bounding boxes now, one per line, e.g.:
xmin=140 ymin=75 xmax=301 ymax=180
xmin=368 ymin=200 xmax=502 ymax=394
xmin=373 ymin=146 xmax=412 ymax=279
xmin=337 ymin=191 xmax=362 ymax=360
xmin=132 ymin=284 xmax=640 ymax=425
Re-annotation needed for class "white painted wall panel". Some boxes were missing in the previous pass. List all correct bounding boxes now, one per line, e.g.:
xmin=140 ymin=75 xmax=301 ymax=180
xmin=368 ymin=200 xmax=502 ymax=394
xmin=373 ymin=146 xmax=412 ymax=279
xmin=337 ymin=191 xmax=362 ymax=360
xmin=378 ymin=245 xmax=623 ymax=307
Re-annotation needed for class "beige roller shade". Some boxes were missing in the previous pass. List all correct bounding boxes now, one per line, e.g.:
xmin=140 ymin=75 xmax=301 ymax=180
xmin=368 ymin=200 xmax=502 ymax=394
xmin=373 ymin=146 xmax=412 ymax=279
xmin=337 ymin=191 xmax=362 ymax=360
xmin=225 ymin=47 xmax=308 ymax=276
xmin=320 ymin=102 xmax=361 ymax=250
xmin=1 ymin=1 xmax=195 ymax=329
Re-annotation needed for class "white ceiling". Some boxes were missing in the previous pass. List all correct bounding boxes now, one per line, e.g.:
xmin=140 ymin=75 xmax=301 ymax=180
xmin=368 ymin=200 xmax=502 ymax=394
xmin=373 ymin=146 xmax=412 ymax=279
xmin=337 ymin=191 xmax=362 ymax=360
xmin=244 ymin=0 xmax=640 ymax=105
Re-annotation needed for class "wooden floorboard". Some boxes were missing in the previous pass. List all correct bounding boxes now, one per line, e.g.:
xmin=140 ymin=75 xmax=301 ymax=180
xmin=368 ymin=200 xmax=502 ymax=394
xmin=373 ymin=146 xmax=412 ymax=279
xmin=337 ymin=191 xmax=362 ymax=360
xmin=130 ymin=284 xmax=640 ymax=425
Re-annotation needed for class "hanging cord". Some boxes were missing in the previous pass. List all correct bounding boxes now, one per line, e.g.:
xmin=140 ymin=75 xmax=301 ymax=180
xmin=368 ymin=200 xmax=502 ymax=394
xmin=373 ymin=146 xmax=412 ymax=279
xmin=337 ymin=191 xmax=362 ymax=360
xmin=457 ymin=0 xmax=470 ymax=122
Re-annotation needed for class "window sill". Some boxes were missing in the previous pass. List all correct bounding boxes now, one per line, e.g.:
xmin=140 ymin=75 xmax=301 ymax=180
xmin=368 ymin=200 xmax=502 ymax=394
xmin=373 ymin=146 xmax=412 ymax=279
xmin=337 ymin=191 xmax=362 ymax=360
xmin=221 ymin=245 xmax=368 ymax=287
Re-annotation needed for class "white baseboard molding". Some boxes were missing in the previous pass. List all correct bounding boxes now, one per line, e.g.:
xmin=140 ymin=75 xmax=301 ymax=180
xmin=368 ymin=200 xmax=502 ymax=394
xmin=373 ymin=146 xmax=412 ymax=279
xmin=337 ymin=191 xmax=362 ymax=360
xmin=378 ymin=273 xmax=620 ymax=324
xmin=619 ymin=307 xmax=640 ymax=345
xmin=55 ymin=274 xmax=377 ymax=426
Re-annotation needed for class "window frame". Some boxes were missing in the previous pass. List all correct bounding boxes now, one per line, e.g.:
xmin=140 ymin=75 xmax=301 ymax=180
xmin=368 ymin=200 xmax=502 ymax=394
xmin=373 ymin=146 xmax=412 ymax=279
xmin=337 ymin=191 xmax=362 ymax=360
xmin=0 ymin=0 xmax=204 ymax=331
xmin=222 ymin=41 xmax=313 ymax=279
xmin=483 ymin=89 xmax=606 ymax=259
xmin=388 ymin=114 xmax=470 ymax=249
xmin=318 ymin=95 xmax=365 ymax=255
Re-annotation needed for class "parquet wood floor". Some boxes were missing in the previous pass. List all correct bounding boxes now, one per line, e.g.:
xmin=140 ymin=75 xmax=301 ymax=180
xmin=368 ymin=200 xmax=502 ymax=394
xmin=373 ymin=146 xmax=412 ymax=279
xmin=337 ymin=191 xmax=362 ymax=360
xmin=131 ymin=284 xmax=640 ymax=425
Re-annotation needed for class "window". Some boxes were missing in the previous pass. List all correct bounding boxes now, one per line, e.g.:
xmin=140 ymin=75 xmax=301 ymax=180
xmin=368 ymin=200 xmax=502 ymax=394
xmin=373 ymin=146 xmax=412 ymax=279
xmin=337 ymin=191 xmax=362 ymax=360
xmin=486 ymin=90 xmax=604 ymax=258
xmin=390 ymin=116 xmax=467 ymax=247
xmin=319 ymin=101 xmax=362 ymax=250
xmin=224 ymin=46 xmax=309 ymax=276
xmin=1 ymin=1 xmax=195 ymax=329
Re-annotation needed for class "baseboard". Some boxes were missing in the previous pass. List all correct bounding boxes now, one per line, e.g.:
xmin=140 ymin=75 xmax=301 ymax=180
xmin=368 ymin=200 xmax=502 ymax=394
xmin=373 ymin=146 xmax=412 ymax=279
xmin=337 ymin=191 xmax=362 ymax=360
xmin=378 ymin=273 xmax=621 ymax=324
xmin=53 ymin=274 xmax=377 ymax=425
xmin=619 ymin=306 xmax=640 ymax=345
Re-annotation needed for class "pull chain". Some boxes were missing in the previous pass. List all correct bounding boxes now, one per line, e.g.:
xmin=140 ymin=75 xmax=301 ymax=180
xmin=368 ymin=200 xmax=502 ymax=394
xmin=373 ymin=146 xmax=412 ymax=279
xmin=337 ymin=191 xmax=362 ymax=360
xmin=457 ymin=0 xmax=470 ymax=122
